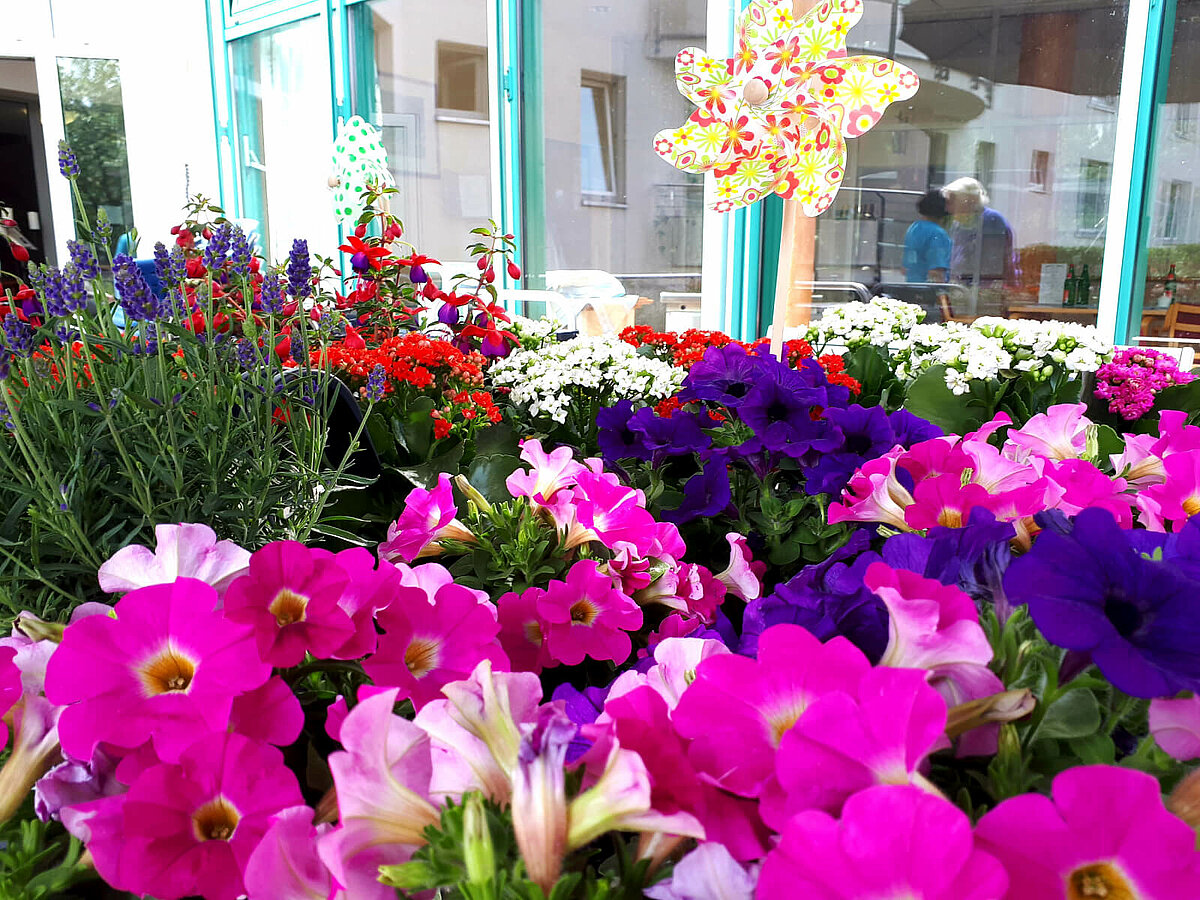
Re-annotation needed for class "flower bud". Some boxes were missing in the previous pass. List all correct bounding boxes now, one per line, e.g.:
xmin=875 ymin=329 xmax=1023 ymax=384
xmin=462 ymin=792 xmax=496 ymax=886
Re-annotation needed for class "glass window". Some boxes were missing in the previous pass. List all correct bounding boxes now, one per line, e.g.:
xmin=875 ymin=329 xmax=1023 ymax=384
xmin=350 ymin=0 xmax=493 ymax=273
xmin=776 ymin=0 xmax=1130 ymax=333
xmin=230 ymin=17 xmax=333 ymax=262
xmin=1130 ymin=2 xmax=1200 ymax=344
xmin=523 ymin=0 xmax=707 ymax=335
xmin=57 ymin=58 xmax=134 ymax=257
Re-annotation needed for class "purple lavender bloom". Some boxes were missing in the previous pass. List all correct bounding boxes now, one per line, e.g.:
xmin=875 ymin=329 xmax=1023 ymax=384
xmin=61 ymin=265 xmax=89 ymax=313
xmin=1005 ymin=506 xmax=1200 ymax=698
xmin=662 ymin=457 xmax=732 ymax=525
xmin=40 ymin=268 xmax=70 ymax=318
xmin=739 ymin=365 xmax=839 ymax=459
xmin=2 ymin=314 xmax=34 ymax=357
xmin=152 ymin=241 xmax=172 ymax=288
xmin=741 ymin=531 xmax=888 ymax=661
xmin=228 ymin=225 xmax=252 ymax=279
xmin=67 ymin=240 xmax=100 ymax=281
xmin=597 ymin=399 xmax=651 ymax=463
xmin=260 ymin=271 xmax=285 ymax=314
xmin=93 ymin=210 xmax=112 ymax=249
xmin=678 ymin=344 xmax=771 ymax=407
xmin=628 ymin=406 xmax=711 ymax=464
xmin=234 ymin=338 xmax=259 ymax=370
xmin=289 ymin=329 xmax=307 ymax=365
xmin=56 ymin=140 xmax=80 ymax=178
xmin=804 ymin=404 xmax=898 ymax=496
xmin=202 ymin=222 xmax=231 ymax=273
xmin=112 ymin=254 xmax=161 ymax=321
xmin=366 ymin=363 xmax=387 ymax=401
xmin=286 ymin=239 xmax=312 ymax=300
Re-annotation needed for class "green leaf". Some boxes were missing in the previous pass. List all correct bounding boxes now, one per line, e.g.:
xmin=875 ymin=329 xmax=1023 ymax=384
xmin=1036 ymin=689 xmax=1101 ymax=741
xmin=1154 ymin=378 xmax=1200 ymax=418
xmin=902 ymin=367 xmax=987 ymax=434
xmin=466 ymin=453 xmax=523 ymax=505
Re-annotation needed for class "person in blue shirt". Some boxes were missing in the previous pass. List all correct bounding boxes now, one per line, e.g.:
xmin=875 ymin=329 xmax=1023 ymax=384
xmin=903 ymin=190 xmax=951 ymax=283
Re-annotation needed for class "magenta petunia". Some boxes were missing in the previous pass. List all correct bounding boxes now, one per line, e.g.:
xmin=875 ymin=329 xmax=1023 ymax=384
xmin=1136 ymin=449 xmax=1200 ymax=532
xmin=497 ymin=586 xmax=551 ymax=673
xmin=97 ymin=522 xmax=250 ymax=597
xmin=758 ymin=785 xmax=1008 ymax=900
xmin=1002 ymin=402 xmax=1090 ymax=462
xmin=378 ymin=472 xmax=466 ymax=562
xmin=363 ymin=563 xmax=507 ymax=709
xmin=44 ymin=579 xmax=270 ymax=763
xmin=244 ymin=805 xmax=339 ymax=900
xmin=228 ymin=676 xmax=304 ymax=747
xmin=827 ymin=449 xmax=915 ymax=530
xmin=328 ymin=548 xmax=406 ymax=659
xmin=318 ymin=688 xmax=440 ymax=900
xmin=63 ymin=732 xmax=304 ymax=900
xmin=569 ymin=471 xmax=660 ymax=556
xmin=506 ymin=438 xmax=587 ymax=514
xmin=760 ymin=666 xmax=947 ymax=828
xmin=671 ymin=624 xmax=871 ymax=798
xmin=1150 ymin=695 xmax=1200 ymax=760
xmin=0 ymin=647 xmax=19 ymax=753
xmin=537 ymin=559 xmax=643 ymax=666
xmin=975 ymin=765 xmax=1200 ymax=899
xmin=223 ymin=541 xmax=356 ymax=667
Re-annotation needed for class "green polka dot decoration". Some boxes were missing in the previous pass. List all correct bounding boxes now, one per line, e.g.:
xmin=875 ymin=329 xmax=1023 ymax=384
xmin=330 ymin=115 xmax=394 ymax=223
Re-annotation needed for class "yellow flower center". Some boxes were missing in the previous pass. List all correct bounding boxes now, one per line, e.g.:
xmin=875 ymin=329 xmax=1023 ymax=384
xmin=405 ymin=638 xmax=440 ymax=678
xmin=570 ymin=600 xmax=599 ymax=626
xmin=937 ymin=508 xmax=964 ymax=528
xmin=1068 ymin=863 xmax=1137 ymax=899
xmin=1183 ymin=497 xmax=1200 ymax=517
xmin=192 ymin=796 xmax=241 ymax=842
xmin=138 ymin=646 xmax=197 ymax=696
xmin=269 ymin=589 xmax=309 ymax=628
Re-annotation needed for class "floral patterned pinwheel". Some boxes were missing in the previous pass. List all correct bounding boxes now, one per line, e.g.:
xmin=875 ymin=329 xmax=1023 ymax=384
xmin=654 ymin=0 xmax=919 ymax=215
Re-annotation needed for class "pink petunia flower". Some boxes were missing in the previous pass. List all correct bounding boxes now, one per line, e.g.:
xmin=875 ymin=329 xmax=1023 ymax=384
xmin=97 ymin=523 xmax=250 ymax=597
xmin=1002 ymin=402 xmax=1091 ymax=461
xmin=228 ymin=676 xmax=304 ymax=747
xmin=378 ymin=473 xmax=472 ymax=562
xmin=497 ymin=586 xmax=551 ymax=673
xmin=506 ymin=438 xmax=587 ymax=514
xmin=1136 ymin=449 xmax=1200 ymax=531
xmin=317 ymin=688 xmax=441 ymax=900
xmin=758 ymin=785 xmax=1008 ymax=900
xmin=671 ymin=624 xmax=871 ymax=798
xmin=63 ymin=732 xmax=304 ymax=900
xmin=0 ymin=647 xmax=19 ymax=753
xmin=645 ymin=842 xmax=756 ymax=900
xmin=760 ymin=666 xmax=947 ymax=828
xmin=569 ymin=471 xmax=660 ymax=556
xmin=45 ymin=579 xmax=270 ymax=763
xmin=538 ymin=559 xmax=643 ymax=666
xmin=607 ymin=636 xmax=731 ymax=711
xmin=1043 ymin=459 xmax=1134 ymax=526
xmin=1150 ymin=695 xmax=1200 ymax=761
xmin=326 ymin=548 xmax=406 ymax=659
xmin=905 ymin=475 xmax=994 ymax=530
xmin=223 ymin=541 xmax=356 ymax=668
xmin=976 ymin=765 xmax=1200 ymax=899
xmin=363 ymin=564 xmax=507 ymax=709
xmin=715 ymin=533 xmax=763 ymax=602
xmin=244 ymin=805 xmax=340 ymax=900
xmin=827 ymin=449 xmax=915 ymax=530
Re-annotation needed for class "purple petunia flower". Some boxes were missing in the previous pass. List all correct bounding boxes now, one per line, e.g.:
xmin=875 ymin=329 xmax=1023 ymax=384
xmin=597 ymin=400 xmax=651 ymax=463
xmin=739 ymin=365 xmax=840 ymax=459
xmin=678 ymin=344 xmax=771 ymax=407
xmin=804 ymin=404 xmax=898 ymax=496
xmin=662 ymin=457 xmax=733 ymax=525
xmin=1004 ymin=506 xmax=1200 ymax=698
xmin=888 ymin=407 xmax=944 ymax=446
xmin=628 ymin=406 xmax=711 ymax=464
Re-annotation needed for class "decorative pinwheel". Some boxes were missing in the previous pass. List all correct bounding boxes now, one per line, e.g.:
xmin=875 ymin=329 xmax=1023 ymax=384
xmin=329 ymin=115 xmax=395 ymax=223
xmin=654 ymin=0 xmax=919 ymax=215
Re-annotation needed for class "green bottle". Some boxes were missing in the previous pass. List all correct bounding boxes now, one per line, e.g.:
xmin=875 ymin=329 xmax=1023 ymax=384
xmin=1063 ymin=264 xmax=1076 ymax=307
xmin=1077 ymin=265 xmax=1091 ymax=307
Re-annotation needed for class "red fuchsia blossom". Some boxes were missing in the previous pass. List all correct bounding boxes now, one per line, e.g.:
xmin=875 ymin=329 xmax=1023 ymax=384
xmin=976 ymin=765 xmax=1200 ymax=898
xmin=63 ymin=732 xmax=304 ymax=900
xmin=44 ymin=580 xmax=270 ymax=764
xmin=537 ymin=559 xmax=643 ymax=666
xmin=223 ymin=541 xmax=356 ymax=668
xmin=363 ymin=563 xmax=507 ymax=709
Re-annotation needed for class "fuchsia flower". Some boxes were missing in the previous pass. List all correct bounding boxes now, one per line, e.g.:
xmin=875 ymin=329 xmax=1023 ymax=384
xmin=538 ymin=559 xmax=643 ymax=665
xmin=378 ymin=473 xmax=472 ymax=562
xmin=224 ymin=541 xmax=356 ymax=667
xmin=64 ymin=732 xmax=304 ymax=900
xmin=0 ymin=647 xmax=19 ymax=752
xmin=758 ymin=786 xmax=1008 ymax=900
xmin=97 ymin=523 xmax=250 ymax=597
xmin=364 ymin=564 xmax=507 ymax=708
xmin=318 ymin=688 xmax=441 ymax=900
xmin=672 ymin=624 xmax=871 ymax=798
xmin=1002 ymin=402 xmax=1090 ymax=461
xmin=45 ymin=579 xmax=270 ymax=763
xmin=976 ymin=765 xmax=1200 ymax=899
xmin=760 ymin=666 xmax=947 ymax=828
xmin=868 ymin=563 xmax=1004 ymax=710
xmin=244 ymin=805 xmax=339 ymax=900
xmin=1149 ymin=695 xmax=1200 ymax=761
xmin=1136 ymin=450 xmax=1200 ymax=531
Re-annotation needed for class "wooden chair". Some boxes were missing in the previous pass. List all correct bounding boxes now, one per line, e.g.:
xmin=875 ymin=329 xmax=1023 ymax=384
xmin=1165 ymin=302 xmax=1200 ymax=346
xmin=939 ymin=293 xmax=973 ymax=324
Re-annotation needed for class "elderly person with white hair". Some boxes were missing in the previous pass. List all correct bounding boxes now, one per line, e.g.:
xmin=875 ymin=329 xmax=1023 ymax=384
xmin=942 ymin=177 xmax=1019 ymax=292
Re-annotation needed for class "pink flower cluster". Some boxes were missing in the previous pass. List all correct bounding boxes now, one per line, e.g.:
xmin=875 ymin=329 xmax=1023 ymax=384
xmin=830 ymin=402 xmax=1200 ymax=536
xmin=1095 ymin=346 xmax=1194 ymax=420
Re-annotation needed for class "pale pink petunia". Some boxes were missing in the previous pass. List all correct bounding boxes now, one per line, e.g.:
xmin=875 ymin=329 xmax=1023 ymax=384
xmin=538 ymin=559 xmax=643 ymax=666
xmin=715 ymin=533 xmax=762 ymax=602
xmin=827 ymin=449 xmax=915 ymax=530
xmin=645 ymin=842 xmax=756 ymax=900
xmin=976 ymin=765 xmax=1200 ymax=899
xmin=505 ymin=438 xmax=587 ymax=508
xmin=511 ymin=707 xmax=574 ymax=892
xmin=758 ymin=785 xmax=1007 ymax=900
xmin=45 ymin=579 xmax=270 ymax=763
xmin=64 ymin=732 xmax=304 ymax=900
xmin=1002 ymin=402 xmax=1091 ymax=461
xmin=364 ymin=566 xmax=508 ymax=709
xmin=378 ymin=473 xmax=469 ymax=562
xmin=760 ymin=666 xmax=947 ymax=828
xmin=317 ymin=688 xmax=440 ymax=900
xmin=223 ymin=541 xmax=356 ymax=668
xmin=244 ymin=805 xmax=340 ymax=900
xmin=607 ymin=637 xmax=731 ymax=711
xmin=671 ymin=624 xmax=871 ymax=798
xmin=97 ymin=523 xmax=250 ymax=597
xmin=1150 ymin=695 xmax=1200 ymax=761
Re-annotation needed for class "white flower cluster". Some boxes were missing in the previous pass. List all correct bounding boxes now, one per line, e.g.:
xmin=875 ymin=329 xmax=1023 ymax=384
xmin=508 ymin=314 xmax=565 ymax=350
xmin=892 ymin=313 xmax=1112 ymax=395
xmin=490 ymin=335 xmax=685 ymax=423
xmin=806 ymin=296 xmax=926 ymax=349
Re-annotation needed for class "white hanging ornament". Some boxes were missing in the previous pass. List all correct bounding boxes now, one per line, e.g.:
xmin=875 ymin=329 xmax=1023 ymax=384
xmin=328 ymin=115 xmax=394 ymax=223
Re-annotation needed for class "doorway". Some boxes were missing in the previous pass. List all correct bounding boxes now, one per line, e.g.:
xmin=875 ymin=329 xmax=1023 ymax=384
xmin=0 ymin=58 xmax=53 ymax=294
